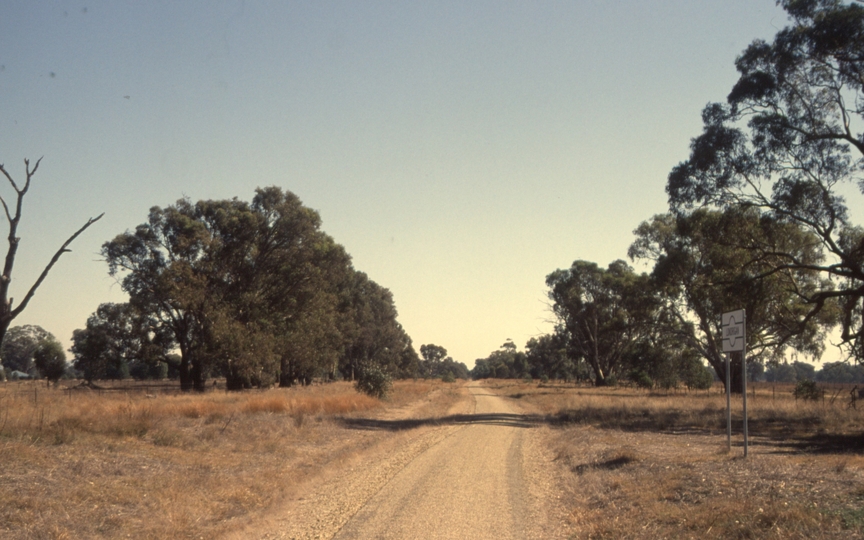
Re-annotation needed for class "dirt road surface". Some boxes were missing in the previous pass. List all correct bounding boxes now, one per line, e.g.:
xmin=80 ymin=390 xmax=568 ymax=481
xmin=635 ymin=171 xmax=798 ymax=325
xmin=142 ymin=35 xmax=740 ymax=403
xmin=236 ymin=381 xmax=569 ymax=539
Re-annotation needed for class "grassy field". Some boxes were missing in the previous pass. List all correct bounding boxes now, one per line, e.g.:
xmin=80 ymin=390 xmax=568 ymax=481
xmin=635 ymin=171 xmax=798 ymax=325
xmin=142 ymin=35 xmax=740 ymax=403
xmin=487 ymin=380 xmax=864 ymax=539
xmin=0 ymin=379 xmax=458 ymax=540
xmin=3 ymin=378 xmax=862 ymax=539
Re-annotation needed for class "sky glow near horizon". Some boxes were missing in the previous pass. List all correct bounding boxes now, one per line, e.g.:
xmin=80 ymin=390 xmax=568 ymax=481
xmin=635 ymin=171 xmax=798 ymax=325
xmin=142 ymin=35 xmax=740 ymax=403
xmin=1 ymin=1 xmax=797 ymax=368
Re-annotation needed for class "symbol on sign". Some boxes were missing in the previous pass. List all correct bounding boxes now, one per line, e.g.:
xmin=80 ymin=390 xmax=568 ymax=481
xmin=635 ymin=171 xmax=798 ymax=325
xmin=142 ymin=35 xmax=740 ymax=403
xmin=722 ymin=309 xmax=745 ymax=352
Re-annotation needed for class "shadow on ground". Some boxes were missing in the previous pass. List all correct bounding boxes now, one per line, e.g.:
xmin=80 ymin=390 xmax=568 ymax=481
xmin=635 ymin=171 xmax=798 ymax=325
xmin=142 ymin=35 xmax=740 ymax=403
xmin=338 ymin=411 xmax=864 ymax=455
xmin=337 ymin=413 xmax=545 ymax=430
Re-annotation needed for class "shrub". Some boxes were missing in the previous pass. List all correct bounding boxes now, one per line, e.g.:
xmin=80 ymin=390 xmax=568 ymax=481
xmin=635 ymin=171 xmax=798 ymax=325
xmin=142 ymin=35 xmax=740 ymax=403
xmin=355 ymin=365 xmax=392 ymax=399
xmin=33 ymin=338 xmax=67 ymax=384
xmin=441 ymin=371 xmax=455 ymax=383
xmin=683 ymin=363 xmax=715 ymax=390
xmin=794 ymin=379 xmax=823 ymax=401
xmin=630 ymin=370 xmax=654 ymax=390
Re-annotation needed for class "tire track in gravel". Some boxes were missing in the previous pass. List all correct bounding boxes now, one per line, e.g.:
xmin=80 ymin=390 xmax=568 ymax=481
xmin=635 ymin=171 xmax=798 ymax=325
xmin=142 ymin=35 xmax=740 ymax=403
xmin=227 ymin=382 xmax=570 ymax=539
xmin=331 ymin=382 xmax=568 ymax=539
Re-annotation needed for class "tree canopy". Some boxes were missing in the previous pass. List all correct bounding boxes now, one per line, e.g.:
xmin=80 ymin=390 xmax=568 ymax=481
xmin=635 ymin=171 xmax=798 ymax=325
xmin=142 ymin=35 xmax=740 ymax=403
xmin=71 ymin=303 xmax=172 ymax=382
xmin=33 ymin=336 xmax=67 ymax=385
xmin=101 ymin=187 xmax=410 ymax=392
xmin=0 ymin=324 xmax=52 ymax=375
xmin=630 ymin=208 xmax=837 ymax=391
xmin=546 ymin=260 xmax=660 ymax=386
xmin=666 ymin=0 xmax=864 ymax=360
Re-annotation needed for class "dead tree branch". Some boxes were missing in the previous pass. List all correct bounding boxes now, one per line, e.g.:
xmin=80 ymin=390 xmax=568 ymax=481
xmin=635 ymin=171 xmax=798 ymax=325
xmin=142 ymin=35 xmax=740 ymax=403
xmin=0 ymin=157 xmax=103 ymax=342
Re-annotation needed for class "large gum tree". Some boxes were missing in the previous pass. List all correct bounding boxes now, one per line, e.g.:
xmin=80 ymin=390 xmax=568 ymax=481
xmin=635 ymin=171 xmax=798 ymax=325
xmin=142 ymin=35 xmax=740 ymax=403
xmin=630 ymin=208 xmax=836 ymax=393
xmin=102 ymin=187 xmax=350 ymax=391
xmin=666 ymin=0 xmax=864 ymax=360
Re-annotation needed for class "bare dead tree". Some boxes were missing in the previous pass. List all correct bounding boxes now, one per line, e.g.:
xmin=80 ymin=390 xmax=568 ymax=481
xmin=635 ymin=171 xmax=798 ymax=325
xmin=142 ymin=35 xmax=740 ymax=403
xmin=0 ymin=157 xmax=103 ymax=346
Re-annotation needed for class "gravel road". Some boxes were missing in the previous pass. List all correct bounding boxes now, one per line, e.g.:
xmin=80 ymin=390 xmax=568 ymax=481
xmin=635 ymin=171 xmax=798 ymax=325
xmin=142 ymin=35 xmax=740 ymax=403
xmin=238 ymin=381 xmax=569 ymax=539
xmin=335 ymin=382 xmax=539 ymax=539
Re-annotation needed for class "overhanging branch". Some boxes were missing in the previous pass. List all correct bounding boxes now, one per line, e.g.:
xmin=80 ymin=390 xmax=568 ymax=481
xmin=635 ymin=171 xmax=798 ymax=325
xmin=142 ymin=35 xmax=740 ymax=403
xmin=9 ymin=213 xmax=105 ymax=319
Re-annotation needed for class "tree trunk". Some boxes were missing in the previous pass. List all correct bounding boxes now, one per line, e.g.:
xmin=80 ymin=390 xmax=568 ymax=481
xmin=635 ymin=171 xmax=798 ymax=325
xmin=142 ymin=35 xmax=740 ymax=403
xmin=191 ymin=358 xmax=205 ymax=392
xmin=279 ymin=356 xmax=294 ymax=387
xmin=179 ymin=354 xmax=193 ymax=391
xmin=711 ymin=352 xmax=745 ymax=394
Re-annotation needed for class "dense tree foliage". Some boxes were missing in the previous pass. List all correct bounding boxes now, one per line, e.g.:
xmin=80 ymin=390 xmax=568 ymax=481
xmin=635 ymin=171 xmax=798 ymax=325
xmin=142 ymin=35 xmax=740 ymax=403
xmin=33 ymin=336 xmax=67 ymax=385
xmin=815 ymin=361 xmax=864 ymax=383
xmin=630 ymin=208 xmax=836 ymax=392
xmin=524 ymin=333 xmax=585 ymax=382
xmin=338 ymin=271 xmax=417 ymax=384
xmin=71 ymin=303 xmax=172 ymax=382
xmin=0 ymin=324 xmax=51 ymax=374
xmin=546 ymin=260 xmax=661 ymax=386
xmin=101 ymin=188 xmax=411 ymax=393
xmin=418 ymin=343 xmax=469 ymax=380
xmin=471 ymin=340 xmax=529 ymax=380
xmin=666 ymin=0 xmax=864 ymax=361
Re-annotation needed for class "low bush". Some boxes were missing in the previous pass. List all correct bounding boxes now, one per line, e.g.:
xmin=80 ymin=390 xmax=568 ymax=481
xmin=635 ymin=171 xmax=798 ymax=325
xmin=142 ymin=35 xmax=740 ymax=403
xmin=794 ymin=379 xmax=823 ymax=401
xmin=355 ymin=365 xmax=392 ymax=399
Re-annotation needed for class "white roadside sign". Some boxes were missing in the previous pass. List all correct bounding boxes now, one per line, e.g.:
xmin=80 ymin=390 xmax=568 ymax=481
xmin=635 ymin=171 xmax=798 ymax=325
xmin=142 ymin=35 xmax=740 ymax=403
xmin=722 ymin=309 xmax=746 ymax=352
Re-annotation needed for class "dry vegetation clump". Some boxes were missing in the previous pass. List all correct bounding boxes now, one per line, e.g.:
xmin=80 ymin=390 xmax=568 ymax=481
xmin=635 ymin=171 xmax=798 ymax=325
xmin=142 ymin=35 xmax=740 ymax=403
xmin=0 ymin=379 xmax=447 ymax=539
xmin=486 ymin=380 xmax=864 ymax=539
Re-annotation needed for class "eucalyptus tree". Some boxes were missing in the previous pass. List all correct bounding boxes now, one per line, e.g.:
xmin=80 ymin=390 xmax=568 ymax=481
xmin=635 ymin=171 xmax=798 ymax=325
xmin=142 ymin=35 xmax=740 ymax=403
xmin=666 ymin=0 xmax=864 ymax=359
xmin=397 ymin=337 xmax=421 ymax=379
xmin=524 ymin=333 xmax=581 ymax=382
xmin=629 ymin=208 xmax=836 ymax=392
xmin=71 ymin=302 xmax=172 ymax=381
xmin=33 ymin=336 xmax=67 ymax=385
xmin=419 ymin=343 xmax=448 ymax=378
xmin=0 ymin=324 xmax=52 ymax=374
xmin=546 ymin=260 xmax=660 ymax=386
xmin=337 ymin=270 xmax=414 ymax=384
xmin=103 ymin=187 xmax=352 ymax=391
xmin=472 ymin=340 xmax=529 ymax=380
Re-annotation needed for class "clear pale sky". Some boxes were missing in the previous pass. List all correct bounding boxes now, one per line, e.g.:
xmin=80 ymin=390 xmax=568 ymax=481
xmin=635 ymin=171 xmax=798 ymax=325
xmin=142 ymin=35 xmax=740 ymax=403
xmin=1 ymin=1 xmax=790 ymax=367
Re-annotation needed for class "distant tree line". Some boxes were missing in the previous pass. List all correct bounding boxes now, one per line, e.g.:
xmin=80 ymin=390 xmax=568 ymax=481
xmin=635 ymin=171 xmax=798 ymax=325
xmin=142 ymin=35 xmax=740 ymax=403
xmin=417 ymin=344 xmax=469 ymax=381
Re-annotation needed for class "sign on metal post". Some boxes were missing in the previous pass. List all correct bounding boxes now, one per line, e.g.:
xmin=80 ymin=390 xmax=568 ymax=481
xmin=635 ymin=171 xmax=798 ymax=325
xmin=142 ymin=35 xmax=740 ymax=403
xmin=722 ymin=309 xmax=746 ymax=352
xmin=721 ymin=309 xmax=748 ymax=457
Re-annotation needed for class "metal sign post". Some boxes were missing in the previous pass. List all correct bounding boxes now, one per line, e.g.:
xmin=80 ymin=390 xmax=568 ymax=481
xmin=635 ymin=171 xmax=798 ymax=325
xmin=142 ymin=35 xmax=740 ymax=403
xmin=722 ymin=309 xmax=747 ymax=457
xmin=742 ymin=350 xmax=748 ymax=457
xmin=725 ymin=353 xmax=731 ymax=450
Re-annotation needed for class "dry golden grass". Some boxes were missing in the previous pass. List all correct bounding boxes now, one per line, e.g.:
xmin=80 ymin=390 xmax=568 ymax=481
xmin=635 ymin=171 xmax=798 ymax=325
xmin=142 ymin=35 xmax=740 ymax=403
xmin=486 ymin=380 xmax=864 ymax=539
xmin=0 ymin=379 xmax=450 ymax=540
